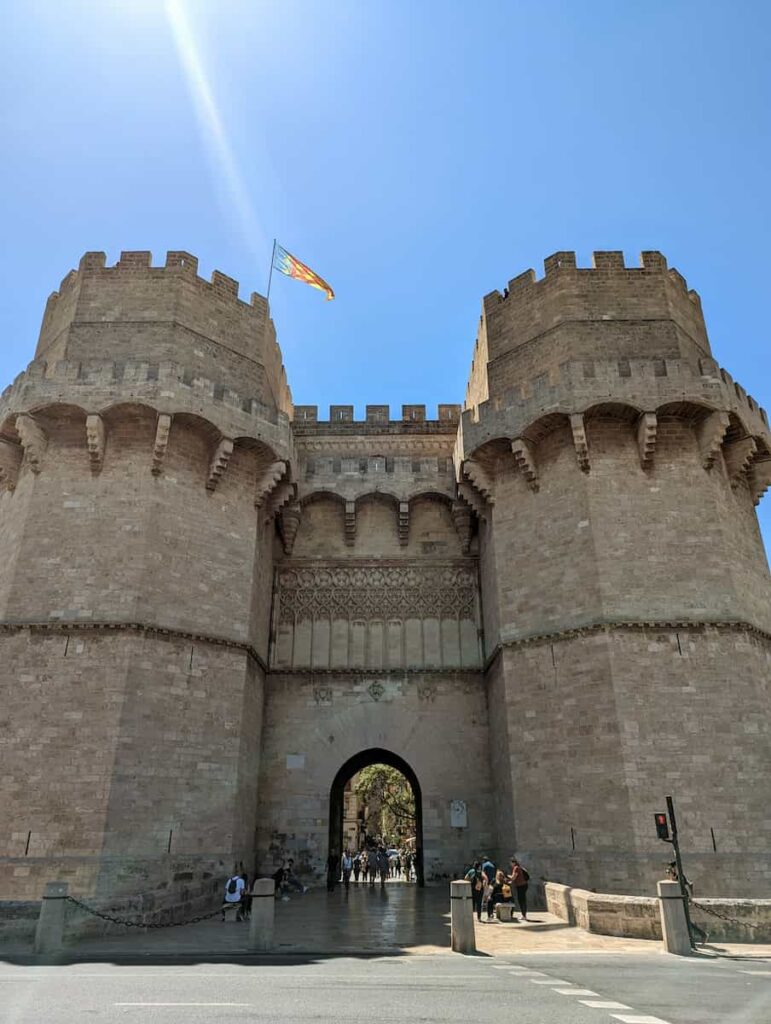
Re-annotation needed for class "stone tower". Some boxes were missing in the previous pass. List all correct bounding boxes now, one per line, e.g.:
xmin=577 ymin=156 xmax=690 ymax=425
xmin=0 ymin=248 xmax=769 ymax=919
xmin=460 ymin=250 xmax=771 ymax=894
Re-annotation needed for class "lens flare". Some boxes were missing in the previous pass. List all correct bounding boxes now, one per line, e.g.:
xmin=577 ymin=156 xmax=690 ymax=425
xmin=164 ymin=0 xmax=267 ymax=258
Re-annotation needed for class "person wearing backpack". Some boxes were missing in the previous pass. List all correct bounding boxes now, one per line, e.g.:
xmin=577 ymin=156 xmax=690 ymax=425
xmin=509 ymin=857 xmax=530 ymax=920
xmin=223 ymin=872 xmax=245 ymax=921
xmin=464 ymin=860 xmax=485 ymax=921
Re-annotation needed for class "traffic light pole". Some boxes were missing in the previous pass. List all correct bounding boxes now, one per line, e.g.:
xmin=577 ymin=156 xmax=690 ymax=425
xmin=666 ymin=795 xmax=695 ymax=949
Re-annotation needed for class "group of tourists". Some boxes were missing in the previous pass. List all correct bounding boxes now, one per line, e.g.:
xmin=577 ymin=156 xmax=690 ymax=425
xmin=329 ymin=845 xmax=416 ymax=891
xmin=465 ymin=856 xmax=530 ymax=922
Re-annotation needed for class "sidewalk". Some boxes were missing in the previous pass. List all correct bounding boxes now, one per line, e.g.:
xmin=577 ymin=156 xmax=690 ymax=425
xmin=2 ymin=882 xmax=770 ymax=961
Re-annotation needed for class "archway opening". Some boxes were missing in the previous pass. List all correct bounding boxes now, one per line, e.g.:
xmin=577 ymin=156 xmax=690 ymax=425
xmin=328 ymin=748 xmax=424 ymax=887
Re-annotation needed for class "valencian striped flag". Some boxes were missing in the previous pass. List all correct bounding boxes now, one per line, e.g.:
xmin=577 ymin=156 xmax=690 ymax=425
xmin=272 ymin=242 xmax=335 ymax=301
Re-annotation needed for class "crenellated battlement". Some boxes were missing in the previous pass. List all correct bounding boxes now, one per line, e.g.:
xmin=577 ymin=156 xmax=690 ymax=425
xmin=292 ymin=403 xmax=461 ymax=428
xmin=461 ymin=354 xmax=770 ymax=455
xmin=467 ymin=251 xmax=711 ymax=410
xmin=37 ymin=250 xmax=292 ymax=417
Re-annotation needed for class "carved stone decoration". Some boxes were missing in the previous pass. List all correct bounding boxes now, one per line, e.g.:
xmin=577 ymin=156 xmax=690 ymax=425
xmin=344 ymin=501 xmax=356 ymax=547
xmin=279 ymin=502 xmax=302 ymax=554
xmin=368 ymin=681 xmax=385 ymax=701
xmin=451 ymin=501 xmax=473 ymax=554
xmin=636 ymin=412 xmax=657 ymax=469
xmin=398 ymin=502 xmax=410 ymax=547
xmin=313 ymin=684 xmax=333 ymax=706
xmin=152 ymin=414 xmax=172 ymax=475
xmin=569 ymin=413 xmax=590 ymax=472
xmin=85 ymin=414 xmax=105 ymax=473
xmin=697 ymin=409 xmax=730 ymax=470
xmin=0 ymin=438 xmax=22 ymax=491
xmin=15 ymin=414 xmax=47 ymax=474
xmin=277 ymin=565 xmax=478 ymax=622
xmin=417 ymin=679 xmax=438 ymax=703
xmin=463 ymin=459 xmax=495 ymax=504
xmin=723 ymin=436 xmax=757 ymax=488
xmin=749 ymin=458 xmax=771 ymax=506
xmin=206 ymin=437 xmax=234 ymax=491
xmin=511 ymin=437 xmax=538 ymax=491
xmin=254 ymin=460 xmax=287 ymax=507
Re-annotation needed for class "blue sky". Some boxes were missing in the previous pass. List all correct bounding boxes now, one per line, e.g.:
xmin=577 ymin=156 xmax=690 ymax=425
xmin=2 ymin=1 xmax=770 ymax=542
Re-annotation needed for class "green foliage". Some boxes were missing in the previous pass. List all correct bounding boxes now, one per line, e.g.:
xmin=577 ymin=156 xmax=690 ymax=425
xmin=353 ymin=764 xmax=416 ymax=844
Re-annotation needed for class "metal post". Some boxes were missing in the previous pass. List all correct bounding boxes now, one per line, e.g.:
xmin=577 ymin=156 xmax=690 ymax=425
xmin=266 ymin=239 xmax=277 ymax=303
xmin=666 ymin=795 xmax=695 ymax=949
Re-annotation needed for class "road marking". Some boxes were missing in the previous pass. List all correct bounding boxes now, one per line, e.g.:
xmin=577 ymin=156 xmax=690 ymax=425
xmin=114 ymin=1004 xmax=253 ymax=1008
xmin=530 ymin=978 xmax=571 ymax=985
xmin=610 ymin=1016 xmax=672 ymax=1024
xmin=555 ymin=988 xmax=599 ymax=996
xmin=580 ymin=1001 xmax=632 ymax=1009
xmin=739 ymin=969 xmax=771 ymax=976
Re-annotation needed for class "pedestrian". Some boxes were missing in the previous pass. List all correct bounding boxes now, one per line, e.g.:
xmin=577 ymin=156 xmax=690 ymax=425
xmin=284 ymin=859 xmax=308 ymax=896
xmin=377 ymin=846 xmax=389 ymax=886
xmin=465 ymin=860 xmax=485 ymax=921
xmin=239 ymin=872 xmax=252 ymax=920
xmin=360 ymin=850 xmax=369 ymax=883
xmin=341 ymin=849 xmax=353 ymax=890
xmin=353 ymin=851 xmax=361 ymax=882
xmin=395 ymin=854 xmax=402 ymax=879
xmin=223 ymin=872 xmax=245 ymax=921
xmin=326 ymin=851 xmax=339 ymax=892
xmin=509 ymin=857 xmax=530 ymax=920
xmin=481 ymin=855 xmax=496 ymax=887
xmin=486 ymin=869 xmax=508 ymax=920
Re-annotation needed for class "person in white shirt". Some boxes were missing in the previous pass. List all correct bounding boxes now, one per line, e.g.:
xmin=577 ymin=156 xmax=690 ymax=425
xmin=222 ymin=874 xmax=245 ymax=921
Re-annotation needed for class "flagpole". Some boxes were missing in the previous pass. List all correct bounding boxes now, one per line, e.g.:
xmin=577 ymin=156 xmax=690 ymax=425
xmin=266 ymin=238 xmax=277 ymax=303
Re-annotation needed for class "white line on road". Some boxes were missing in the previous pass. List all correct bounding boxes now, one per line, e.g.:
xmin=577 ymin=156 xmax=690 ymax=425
xmin=739 ymin=969 xmax=771 ymax=976
xmin=114 ymin=1003 xmax=253 ymax=1008
xmin=554 ymin=988 xmax=599 ymax=996
xmin=529 ymin=978 xmax=571 ymax=985
xmin=610 ymin=1015 xmax=672 ymax=1024
xmin=580 ymin=1001 xmax=632 ymax=1009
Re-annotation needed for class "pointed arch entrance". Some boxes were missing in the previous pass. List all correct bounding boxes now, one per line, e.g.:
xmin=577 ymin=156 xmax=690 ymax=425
xmin=328 ymin=747 xmax=424 ymax=887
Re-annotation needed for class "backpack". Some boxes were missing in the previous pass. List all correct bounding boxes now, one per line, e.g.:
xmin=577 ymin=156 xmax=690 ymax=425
xmin=227 ymin=876 xmax=239 ymax=894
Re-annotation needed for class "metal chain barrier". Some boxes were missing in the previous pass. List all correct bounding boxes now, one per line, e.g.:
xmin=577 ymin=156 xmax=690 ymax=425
xmin=65 ymin=895 xmax=223 ymax=929
xmin=690 ymin=899 xmax=761 ymax=933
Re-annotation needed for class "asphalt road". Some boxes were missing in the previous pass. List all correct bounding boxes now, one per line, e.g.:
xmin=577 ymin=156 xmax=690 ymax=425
xmin=0 ymin=951 xmax=769 ymax=1024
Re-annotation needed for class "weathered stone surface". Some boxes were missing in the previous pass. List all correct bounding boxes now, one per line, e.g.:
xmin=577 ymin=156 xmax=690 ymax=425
xmin=1 ymin=249 xmax=769 ymax=915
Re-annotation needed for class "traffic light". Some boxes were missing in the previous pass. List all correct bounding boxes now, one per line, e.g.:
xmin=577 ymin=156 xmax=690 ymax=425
xmin=655 ymin=812 xmax=670 ymax=841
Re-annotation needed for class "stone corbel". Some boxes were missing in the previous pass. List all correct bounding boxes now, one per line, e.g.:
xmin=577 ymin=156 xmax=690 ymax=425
xmin=279 ymin=502 xmax=302 ymax=554
xmin=697 ymin=409 xmax=730 ymax=470
xmin=636 ymin=412 xmax=657 ymax=469
xmin=268 ymin=480 xmax=296 ymax=518
xmin=344 ymin=501 xmax=356 ymax=547
xmin=398 ymin=502 xmax=410 ymax=547
xmin=254 ymin=460 xmax=287 ymax=507
xmin=570 ymin=413 xmax=590 ymax=472
xmin=85 ymin=414 xmax=105 ymax=473
xmin=457 ymin=480 xmax=486 ymax=520
xmin=451 ymin=500 xmax=473 ymax=554
xmin=15 ymin=414 xmax=47 ymax=474
xmin=749 ymin=458 xmax=771 ymax=506
xmin=462 ymin=459 xmax=495 ymax=504
xmin=723 ymin=436 xmax=757 ymax=488
xmin=0 ymin=438 xmax=22 ymax=491
xmin=511 ymin=437 xmax=538 ymax=491
xmin=152 ymin=414 xmax=172 ymax=475
xmin=206 ymin=437 xmax=234 ymax=492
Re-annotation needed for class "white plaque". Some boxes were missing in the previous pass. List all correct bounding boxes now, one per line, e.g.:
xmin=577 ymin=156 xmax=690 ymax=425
xmin=450 ymin=799 xmax=468 ymax=828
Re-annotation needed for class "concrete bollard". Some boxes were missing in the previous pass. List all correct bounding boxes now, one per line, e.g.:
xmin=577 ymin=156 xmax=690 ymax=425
xmin=657 ymin=879 xmax=692 ymax=955
xmin=34 ymin=881 xmax=69 ymax=955
xmin=450 ymin=879 xmax=476 ymax=954
xmin=248 ymin=877 xmax=275 ymax=952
